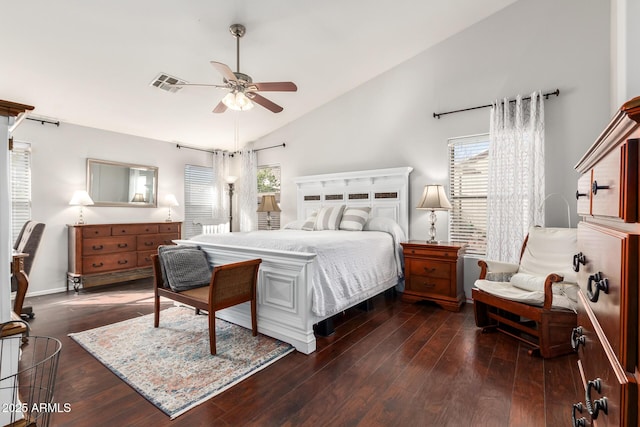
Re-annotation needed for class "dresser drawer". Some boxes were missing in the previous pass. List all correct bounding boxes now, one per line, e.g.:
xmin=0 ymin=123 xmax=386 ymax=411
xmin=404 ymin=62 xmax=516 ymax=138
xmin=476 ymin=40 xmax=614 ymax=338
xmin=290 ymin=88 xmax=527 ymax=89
xmin=137 ymin=250 xmax=155 ymax=267
xmin=407 ymin=259 xmax=451 ymax=280
xmin=405 ymin=276 xmax=451 ymax=297
xmin=575 ymin=294 xmax=635 ymax=427
xmin=82 ymin=252 xmax=137 ymax=274
xmin=589 ymin=140 xmax=637 ymax=221
xmin=135 ymin=233 xmax=179 ymax=251
xmin=159 ymin=223 xmax=180 ymax=234
xmin=82 ymin=236 xmax=136 ymax=255
xmin=577 ymin=222 xmax=638 ymax=371
xmin=576 ymin=172 xmax=591 ymax=216
xmin=82 ymin=225 xmax=112 ymax=238
xmin=112 ymin=224 xmax=159 ymax=235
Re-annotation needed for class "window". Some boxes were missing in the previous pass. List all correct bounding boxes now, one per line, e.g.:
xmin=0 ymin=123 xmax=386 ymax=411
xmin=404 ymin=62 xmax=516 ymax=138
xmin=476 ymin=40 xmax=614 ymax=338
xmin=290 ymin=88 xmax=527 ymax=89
xmin=10 ymin=141 xmax=31 ymax=242
xmin=184 ymin=165 xmax=214 ymax=238
xmin=448 ymin=134 xmax=489 ymax=256
xmin=257 ymin=164 xmax=281 ymax=230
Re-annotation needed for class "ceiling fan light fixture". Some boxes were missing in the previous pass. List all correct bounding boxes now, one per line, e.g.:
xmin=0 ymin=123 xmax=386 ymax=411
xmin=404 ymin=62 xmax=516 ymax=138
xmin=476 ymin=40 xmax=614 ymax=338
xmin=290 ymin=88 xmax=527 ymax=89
xmin=222 ymin=91 xmax=254 ymax=111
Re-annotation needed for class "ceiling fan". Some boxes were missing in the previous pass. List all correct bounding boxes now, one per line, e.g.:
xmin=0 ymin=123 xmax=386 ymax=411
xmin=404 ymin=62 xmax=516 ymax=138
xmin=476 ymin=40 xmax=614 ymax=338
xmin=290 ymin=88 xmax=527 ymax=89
xmin=171 ymin=24 xmax=297 ymax=114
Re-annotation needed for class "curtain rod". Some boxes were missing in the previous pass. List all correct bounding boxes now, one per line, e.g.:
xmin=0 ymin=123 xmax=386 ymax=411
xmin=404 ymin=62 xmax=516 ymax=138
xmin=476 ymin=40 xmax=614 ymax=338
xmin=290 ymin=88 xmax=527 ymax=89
xmin=26 ymin=117 xmax=60 ymax=126
xmin=433 ymin=89 xmax=560 ymax=119
xmin=176 ymin=142 xmax=286 ymax=155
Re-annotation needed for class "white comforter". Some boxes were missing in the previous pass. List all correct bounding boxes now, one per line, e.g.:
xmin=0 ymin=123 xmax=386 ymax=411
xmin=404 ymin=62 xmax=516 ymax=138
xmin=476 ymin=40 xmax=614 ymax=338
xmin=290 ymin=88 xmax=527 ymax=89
xmin=189 ymin=230 xmax=403 ymax=317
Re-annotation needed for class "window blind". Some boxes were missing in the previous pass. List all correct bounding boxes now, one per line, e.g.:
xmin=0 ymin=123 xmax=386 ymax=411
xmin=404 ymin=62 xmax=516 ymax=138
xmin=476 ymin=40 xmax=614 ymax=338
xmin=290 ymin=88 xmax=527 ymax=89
xmin=184 ymin=165 xmax=214 ymax=238
xmin=11 ymin=141 xmax=31 ymax=242
xmin=448 ymin=134 xmax=489 ymax=256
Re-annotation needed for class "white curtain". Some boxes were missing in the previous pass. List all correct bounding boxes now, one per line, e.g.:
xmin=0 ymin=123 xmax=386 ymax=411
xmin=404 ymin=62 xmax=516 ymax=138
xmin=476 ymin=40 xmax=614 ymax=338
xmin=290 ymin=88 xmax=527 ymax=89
xmin=237 ymin=149 xmax=257 ymax=232
xmin=211 ymin=152 xmax=231 ymax=232
xmin=486 ymin=91 xmax=545 ymax=262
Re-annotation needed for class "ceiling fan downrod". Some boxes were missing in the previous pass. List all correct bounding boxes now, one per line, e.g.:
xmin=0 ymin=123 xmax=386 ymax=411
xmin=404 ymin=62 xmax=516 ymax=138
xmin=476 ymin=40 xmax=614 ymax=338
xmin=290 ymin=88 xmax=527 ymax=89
xmin=229 ymin=24 xmax=246 ymax=73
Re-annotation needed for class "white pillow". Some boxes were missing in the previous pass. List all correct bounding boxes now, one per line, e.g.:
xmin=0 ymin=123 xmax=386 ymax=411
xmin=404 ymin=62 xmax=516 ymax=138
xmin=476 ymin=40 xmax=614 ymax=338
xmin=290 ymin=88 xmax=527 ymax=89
xmin=363 ymin=217 xmax=406 ymax=242
xmin=301 ymin=212 xmax=317 ymax=231
xmin=283 ymin=220 xmax=305 ymax=230
xmin=314 ymin=205 xmax=345 ymax=230
xmin=339 ymin=207 xmax=371 ymax=231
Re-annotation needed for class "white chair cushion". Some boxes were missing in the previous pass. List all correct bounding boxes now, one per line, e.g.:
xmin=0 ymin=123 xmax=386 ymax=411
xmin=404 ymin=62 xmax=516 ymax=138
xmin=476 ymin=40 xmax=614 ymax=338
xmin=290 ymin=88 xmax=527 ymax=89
xmin=518 ymin=227 xmax=578 ymax=283
xmin=475 ymin=279 xmax=578 ymax=312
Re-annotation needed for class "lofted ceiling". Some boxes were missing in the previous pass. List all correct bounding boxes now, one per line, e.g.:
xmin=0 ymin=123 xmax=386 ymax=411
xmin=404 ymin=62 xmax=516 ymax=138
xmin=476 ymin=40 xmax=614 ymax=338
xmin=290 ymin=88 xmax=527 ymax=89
xmin=2 ymin=0 xmax=517 ymax=151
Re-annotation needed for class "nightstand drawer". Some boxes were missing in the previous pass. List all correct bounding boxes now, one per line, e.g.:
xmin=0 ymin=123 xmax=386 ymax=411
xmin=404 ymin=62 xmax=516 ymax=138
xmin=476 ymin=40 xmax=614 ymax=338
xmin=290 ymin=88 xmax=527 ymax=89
xmin=404 ymin=247 xmax=458 ymax=260
xmin=406 ymin=276 xmax=450 ymax=296
xmin=408 ymin=259 xmax=450 ymax=280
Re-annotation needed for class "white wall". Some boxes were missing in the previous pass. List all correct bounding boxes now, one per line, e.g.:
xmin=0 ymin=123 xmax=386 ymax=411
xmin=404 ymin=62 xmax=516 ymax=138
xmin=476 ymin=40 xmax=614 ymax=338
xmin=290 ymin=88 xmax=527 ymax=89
xmin=611 ymin=0 xmax=640 ymax=110
xmin=11 ymin=121 xmax=210 ymax=295
xmin=253 ymin=0 xmax=611 ymax=298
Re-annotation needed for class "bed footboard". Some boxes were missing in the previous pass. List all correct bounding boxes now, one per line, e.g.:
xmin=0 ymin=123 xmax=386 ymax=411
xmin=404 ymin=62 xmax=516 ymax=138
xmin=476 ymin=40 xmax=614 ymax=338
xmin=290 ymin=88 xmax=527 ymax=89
xmin=175 ymin=240 xmax=319 ymax=354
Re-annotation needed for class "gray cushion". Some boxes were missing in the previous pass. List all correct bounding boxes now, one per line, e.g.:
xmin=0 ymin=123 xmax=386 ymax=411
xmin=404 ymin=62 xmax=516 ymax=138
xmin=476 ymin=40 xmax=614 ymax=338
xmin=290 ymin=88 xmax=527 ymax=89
xmin=158 ymin=246 xmax=211 ymax=291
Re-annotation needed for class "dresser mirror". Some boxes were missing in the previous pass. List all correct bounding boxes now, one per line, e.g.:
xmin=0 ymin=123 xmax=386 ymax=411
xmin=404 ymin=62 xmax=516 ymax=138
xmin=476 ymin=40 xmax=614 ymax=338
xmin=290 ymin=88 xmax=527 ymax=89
xmin=87 ymin=159 xmax=158 ymax=207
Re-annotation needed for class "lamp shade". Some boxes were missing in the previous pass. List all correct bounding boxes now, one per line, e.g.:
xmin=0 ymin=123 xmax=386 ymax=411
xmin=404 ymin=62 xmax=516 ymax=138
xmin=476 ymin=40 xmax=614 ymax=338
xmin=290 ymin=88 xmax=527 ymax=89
xmin=69 ymin=190 xmax=94 ymax=206
xmin=131 ymin=193 xmax=145 ymax=203
xmin=416 ymin=185 xmax=452 ymax=210
xmin=225 ymin=176 xmax=238 ymax=184
xmin=256 ymin=195 xmax=281 ymax=213
xmin=222 ymin=92 xmax=254 ymax=111
xmin=164 ymin=194 xmax=179 ymax=207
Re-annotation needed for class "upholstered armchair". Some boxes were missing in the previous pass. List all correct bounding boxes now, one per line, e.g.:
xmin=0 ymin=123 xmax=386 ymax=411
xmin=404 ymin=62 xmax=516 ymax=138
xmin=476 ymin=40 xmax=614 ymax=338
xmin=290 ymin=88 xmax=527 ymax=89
xmin=472 ymin=226 xmax=578 ymax=358
xmin=12 ymin=221 xmax=46 ymax=319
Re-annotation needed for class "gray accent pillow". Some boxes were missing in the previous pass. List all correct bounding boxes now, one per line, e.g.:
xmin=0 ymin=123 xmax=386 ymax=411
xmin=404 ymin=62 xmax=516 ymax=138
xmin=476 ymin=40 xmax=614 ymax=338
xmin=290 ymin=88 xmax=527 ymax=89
xmin=314 ymin=205 xmax=346 ymax=230
xmin=339 ymin=206 xmax=371 ymax=231
xmin=158 ymin=245 xmax=211 ymax=291
xmin=301 ymin=211 xmax=318 ymax=231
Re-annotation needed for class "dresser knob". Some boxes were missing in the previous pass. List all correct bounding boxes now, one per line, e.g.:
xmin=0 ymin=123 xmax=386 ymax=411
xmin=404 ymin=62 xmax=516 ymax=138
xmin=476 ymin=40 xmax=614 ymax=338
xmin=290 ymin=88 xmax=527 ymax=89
xmin=92 ymin=245 xmax=104 ymax=250
xmin=571 ymin=327 xmax=585 ymax=351
xmin=591 ymin=180 xmax=610 ymax=195
xmin=585 ymin=378 xmax=608 ymax=419
xmin=117 ymin=259 xmax=128 ymax=265
xmin=92 ymin=262 xmax=104 ymax=268
xmin=572 ymin=252 xmax=586 ymax=272
xmin=587 ymin=272 xmax=609 ymax=303
xmin=575 ymin=190 xmax=587 ymax=199
xmin=571 ymin=403 xmax=587 ymax=427
xmin=118 ymin=243 xmax=128 ymax=248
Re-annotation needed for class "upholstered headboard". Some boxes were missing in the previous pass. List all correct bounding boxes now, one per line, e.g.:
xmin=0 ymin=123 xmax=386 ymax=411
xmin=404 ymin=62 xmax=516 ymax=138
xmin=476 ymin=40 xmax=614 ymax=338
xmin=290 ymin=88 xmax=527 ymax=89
xmin=293 ymin=167 xmax=413 ymax=237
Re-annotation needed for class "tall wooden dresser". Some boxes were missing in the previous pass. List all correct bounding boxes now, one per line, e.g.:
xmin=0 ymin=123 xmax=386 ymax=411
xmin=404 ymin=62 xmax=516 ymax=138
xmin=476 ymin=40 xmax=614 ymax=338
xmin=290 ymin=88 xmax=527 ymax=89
xmin=67 ymin=222 xmax=181 ymax=291
xmin=572 ymin=97 xmax=639 ymax=426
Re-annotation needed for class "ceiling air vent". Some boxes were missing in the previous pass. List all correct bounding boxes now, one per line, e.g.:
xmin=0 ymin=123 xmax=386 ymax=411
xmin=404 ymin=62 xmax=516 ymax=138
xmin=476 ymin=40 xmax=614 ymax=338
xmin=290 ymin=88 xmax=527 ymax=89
xmin=150 ymin=73 xmax=187 ymax=93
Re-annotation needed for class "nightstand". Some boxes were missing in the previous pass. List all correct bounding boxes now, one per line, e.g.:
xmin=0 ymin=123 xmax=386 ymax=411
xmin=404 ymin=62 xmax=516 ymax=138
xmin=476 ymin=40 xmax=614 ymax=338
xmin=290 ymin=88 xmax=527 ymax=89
xmin=401 ymin=241 xmax=466 ymax=312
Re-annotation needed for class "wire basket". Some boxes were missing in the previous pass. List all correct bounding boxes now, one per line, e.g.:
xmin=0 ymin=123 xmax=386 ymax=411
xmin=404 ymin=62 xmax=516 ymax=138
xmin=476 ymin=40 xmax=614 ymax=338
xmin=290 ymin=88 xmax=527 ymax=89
xmin=0 ymin=326 xmax=62 ymax=427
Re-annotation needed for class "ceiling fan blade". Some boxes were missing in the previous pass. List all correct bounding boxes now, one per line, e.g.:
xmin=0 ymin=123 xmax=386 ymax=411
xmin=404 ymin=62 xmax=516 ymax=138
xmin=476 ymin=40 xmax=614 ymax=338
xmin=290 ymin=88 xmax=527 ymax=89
xmin=212 ymin=101 xmax=228 ymax=114
xmin=249 ymin=93 xmax=284 ymax=113
xmin=252 ymin=82 xmax=298 ymax=92
xmin=210 ymin=61 xmax=237 ymax=82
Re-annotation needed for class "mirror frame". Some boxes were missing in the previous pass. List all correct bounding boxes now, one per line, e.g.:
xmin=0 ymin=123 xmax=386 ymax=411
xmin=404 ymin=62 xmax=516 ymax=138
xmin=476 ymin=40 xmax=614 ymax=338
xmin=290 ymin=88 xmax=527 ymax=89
xmin=87 ymin=158 xmax=158 ymax=207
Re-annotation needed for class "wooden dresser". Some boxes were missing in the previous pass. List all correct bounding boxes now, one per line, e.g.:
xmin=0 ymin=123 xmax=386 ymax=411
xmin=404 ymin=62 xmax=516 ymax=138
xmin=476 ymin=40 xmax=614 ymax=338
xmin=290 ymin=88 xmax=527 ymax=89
xmin=401 ymin=241 xmax=466 ymax=312
xmin=572 ymin=97 xmax=639 ymax=426
xmin=67 ymin=222 xmax=181 ymax=291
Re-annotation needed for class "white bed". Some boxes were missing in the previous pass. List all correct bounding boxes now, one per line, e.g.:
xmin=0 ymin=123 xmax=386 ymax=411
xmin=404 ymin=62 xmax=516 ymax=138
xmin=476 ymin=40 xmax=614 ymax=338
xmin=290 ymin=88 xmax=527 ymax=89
xmin=174 ymin=166 xmax=413 ymax=354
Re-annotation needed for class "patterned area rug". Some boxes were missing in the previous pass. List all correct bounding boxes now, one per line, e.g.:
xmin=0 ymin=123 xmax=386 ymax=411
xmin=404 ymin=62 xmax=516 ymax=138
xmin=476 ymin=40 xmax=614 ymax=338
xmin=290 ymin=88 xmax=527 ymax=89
xmin=69 ymin=306 xmax=294 ymax=419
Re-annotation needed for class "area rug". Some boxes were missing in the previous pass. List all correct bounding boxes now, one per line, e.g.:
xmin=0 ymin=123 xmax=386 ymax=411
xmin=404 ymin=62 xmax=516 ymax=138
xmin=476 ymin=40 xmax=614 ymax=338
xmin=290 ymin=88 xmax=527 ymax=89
xmin=69 ymin=306 xmax=294 ymax=419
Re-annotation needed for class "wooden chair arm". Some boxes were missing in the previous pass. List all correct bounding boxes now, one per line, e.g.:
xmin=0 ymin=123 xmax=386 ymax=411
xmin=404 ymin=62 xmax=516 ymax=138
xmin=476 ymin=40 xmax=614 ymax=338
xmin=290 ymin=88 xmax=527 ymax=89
xmin=477 ymin=259 xmax=520 ymax=280
xmin=542 ymin=273 xmax=564 ymax=310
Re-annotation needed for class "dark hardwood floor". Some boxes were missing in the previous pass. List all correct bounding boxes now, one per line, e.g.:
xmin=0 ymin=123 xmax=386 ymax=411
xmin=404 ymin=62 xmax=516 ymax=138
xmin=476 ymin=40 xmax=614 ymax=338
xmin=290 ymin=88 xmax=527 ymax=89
xmin=21 ymin=280 xmax=582 ymax=426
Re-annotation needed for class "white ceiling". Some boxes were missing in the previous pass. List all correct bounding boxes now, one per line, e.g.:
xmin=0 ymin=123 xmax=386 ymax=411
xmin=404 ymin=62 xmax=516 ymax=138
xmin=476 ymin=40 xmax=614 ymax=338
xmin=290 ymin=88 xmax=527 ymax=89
xmin=2 ymin=0 xmax=517 ymax=151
